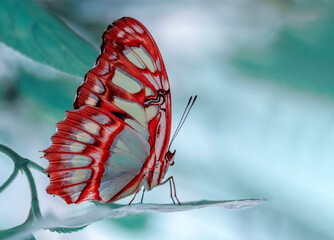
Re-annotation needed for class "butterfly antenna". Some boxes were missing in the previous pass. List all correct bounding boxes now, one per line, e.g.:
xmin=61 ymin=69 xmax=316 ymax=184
xmin=168 ymin=95 xmax=197 ymax=150
xmin=170 ymin=96 xmax=193 ymax=141
xmin=173 ymin=95 xmax=197 ymax=141
xmin=169 ymin=96 xmax=193 ymax=149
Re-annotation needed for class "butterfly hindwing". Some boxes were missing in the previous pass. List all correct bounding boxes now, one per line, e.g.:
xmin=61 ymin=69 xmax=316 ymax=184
xmin=45 ymin=105 xmax=151 ymax=203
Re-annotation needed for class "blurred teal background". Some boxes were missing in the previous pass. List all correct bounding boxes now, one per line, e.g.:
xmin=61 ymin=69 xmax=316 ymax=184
xmin=1 ymin=0 xmax=334 ymax=239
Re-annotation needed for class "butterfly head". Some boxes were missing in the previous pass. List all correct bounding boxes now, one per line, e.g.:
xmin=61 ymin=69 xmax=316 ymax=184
xmin=165 ymin=149 xmax=176 ymax=166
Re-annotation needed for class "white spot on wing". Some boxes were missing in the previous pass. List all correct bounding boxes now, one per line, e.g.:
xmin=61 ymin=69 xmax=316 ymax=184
xmin=93 ymin=114 xmax=110 ymax=125
xmin=114 ymin=97 xmax=146 ymax=126
xmin=162 ymin=75 xmax=169 ymax=91
xmin=124 ymin=27 xmax=134 ymax=34
xmin=75 ymin=132 xmax=93 ymax=143
xmin=112 ymin=68 xmax=143 ymax=94
xmin=69 ymin=142 xmax=85 ymax=153
xmin=131 ymin=45 xmax=156 ymax=73
xmin=70 ymin=169 xmax=91 ymax=184
xmin=83 ymin=122 xmax=100 ymax=135
xmin=145 ymin=87 xmax=154 ymax=97
xmin=123 ymin=47 xmax=145 ymax=69
xmin=117 ymin=31 xmax=125 ymax=38
xmin=146 ymin=105 xmax=159 ymax=121
xmin=156 ymin=58 xmax=161 ymax=71
xmin=92 ymin=77 xmax=105 ymax=93
xmin=71 ymin=155 xmax=92 ymax=168
xmin=133 ymin=24 xmax=144 ymax=34
xmin=85 ymin=94 xmax=98 ymax=106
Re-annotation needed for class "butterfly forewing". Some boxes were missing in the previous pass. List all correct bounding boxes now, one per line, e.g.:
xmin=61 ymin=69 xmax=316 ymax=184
xmin=44 ymin=17 xmax=172 ymax=203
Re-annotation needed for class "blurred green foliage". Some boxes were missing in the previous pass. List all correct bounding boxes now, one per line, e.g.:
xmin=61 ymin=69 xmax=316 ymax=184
xmin=16 ymin=70 xmax=77 ymax=118
xmin=0 ymin=69 xmax=77 ymax=120
xmin=0 ymin=0 xmax=98 ymax=77
xmin=232 ymin=7 xmax=334 ymax=98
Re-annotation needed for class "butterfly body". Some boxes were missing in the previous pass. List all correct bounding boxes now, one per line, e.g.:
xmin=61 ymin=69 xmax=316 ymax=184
xmin=44 ymin=17 xmax=176 ymax=204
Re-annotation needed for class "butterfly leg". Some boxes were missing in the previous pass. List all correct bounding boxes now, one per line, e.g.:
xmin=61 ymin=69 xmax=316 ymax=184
xmin=140 ymin=188 xmax=146 ymax=203
xmin=128 ymin=188 xmax=140 ymax=205
xmin=168 ymin=179 xmax=176 ymax=204
xmin=159 ymin=176 xmax=181 ymax=205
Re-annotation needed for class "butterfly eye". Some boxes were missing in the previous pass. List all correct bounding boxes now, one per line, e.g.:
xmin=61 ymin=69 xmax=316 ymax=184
xmin=166 ymin=150 xmax=176 ymax=166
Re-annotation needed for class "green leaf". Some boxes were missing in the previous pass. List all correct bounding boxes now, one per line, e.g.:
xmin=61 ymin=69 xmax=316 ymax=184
xmin=42 ymin=199 xmax=265 ymax=231
xmin=8 ymin=199 xmax=265 ymax=238
xmin=0 ymin=0 xmax=98 ymax=77
xmin=48 ymin=225 xmax=88 ymax=233
xmin=16 ymin=70 xmax=78 ymax=117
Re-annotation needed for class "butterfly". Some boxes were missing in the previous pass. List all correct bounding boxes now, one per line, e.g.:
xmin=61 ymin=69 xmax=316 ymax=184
xmin=43 ymin=17 xmax=196 ymax=204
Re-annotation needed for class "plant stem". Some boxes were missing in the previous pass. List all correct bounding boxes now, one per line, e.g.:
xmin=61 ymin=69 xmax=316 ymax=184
xmin=0 ymin=144 xmax=45 ymax=238
xmin=0 ymin=166 xmax=19 ymax=193
xmin=22 ymin=164 xmax=42 ymax=221
xmin=0 ymin=144 xmax=23 ymax=164
xmin=26 ymin=158 xmax=47 ymax=175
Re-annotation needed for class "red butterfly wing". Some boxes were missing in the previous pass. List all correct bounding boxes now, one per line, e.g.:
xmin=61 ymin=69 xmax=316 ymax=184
xmin=44 ymin=17 xmax=172 ymax=203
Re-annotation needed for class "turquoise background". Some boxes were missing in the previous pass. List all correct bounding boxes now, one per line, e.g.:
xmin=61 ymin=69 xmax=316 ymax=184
xmin=0 ymin=0 xmax=334 ymax=239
